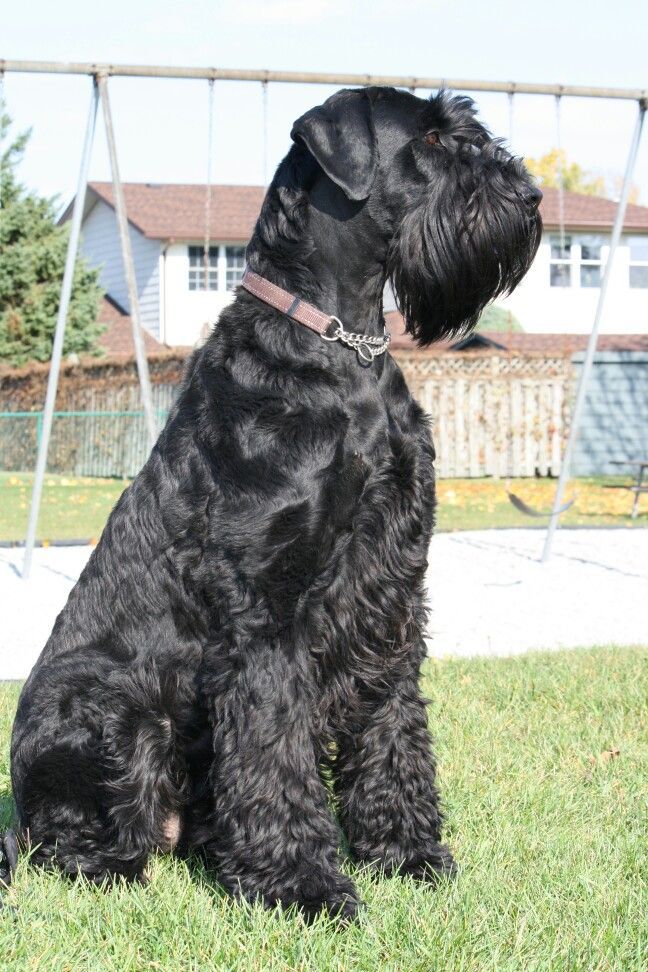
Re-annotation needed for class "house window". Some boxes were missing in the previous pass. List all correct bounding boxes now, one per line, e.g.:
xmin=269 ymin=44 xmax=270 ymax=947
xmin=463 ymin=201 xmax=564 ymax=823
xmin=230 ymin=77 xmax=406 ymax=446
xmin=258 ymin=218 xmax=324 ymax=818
xmin=550 ymin=235 xmax=571 ymax=287
xmin=188 ymin=245 xmax=219 ymax=290
xmin=579 ymin=235 xmax=604 ymax=288
xmin=629 ymin=236 xmax=648 ymax=288
xmin=225 ymin=246 xmax=246 ymax=290
xmin=549 ymin=234 xmax=606 ymax=288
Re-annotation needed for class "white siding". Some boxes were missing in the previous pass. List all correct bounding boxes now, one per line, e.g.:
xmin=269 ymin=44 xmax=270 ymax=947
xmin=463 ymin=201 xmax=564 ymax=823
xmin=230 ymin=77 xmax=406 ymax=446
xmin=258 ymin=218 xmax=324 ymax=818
xmin=81 ymin=201 xmax=162 ymax=339
xmin=498 ymin=233 xmax=648 ymax=334
xmin=162 ymin=243 xmax=238 ymax=347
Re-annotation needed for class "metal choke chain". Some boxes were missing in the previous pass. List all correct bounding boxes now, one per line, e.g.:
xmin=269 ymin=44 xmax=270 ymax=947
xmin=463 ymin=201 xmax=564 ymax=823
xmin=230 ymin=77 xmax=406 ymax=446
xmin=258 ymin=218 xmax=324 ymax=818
xmin=323 ymin=316 xmax=391 ymax=363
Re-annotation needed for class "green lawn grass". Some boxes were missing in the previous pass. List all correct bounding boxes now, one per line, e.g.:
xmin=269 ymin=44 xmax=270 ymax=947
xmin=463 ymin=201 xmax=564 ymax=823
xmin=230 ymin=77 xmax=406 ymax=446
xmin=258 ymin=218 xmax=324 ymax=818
xmin=1 ymin=472 xmax=646 ymax=542
xmin=0 ymin=473 xmax=129 ymax=542
xmin=1 ymin=647 xmax=646 ymax=970
xmin=435 ymin=476 xmax=648 ymax=532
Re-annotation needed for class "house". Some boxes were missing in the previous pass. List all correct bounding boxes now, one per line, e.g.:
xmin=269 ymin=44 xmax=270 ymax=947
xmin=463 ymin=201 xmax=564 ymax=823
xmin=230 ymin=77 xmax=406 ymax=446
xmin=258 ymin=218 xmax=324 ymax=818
xmin=72 ymin=182 xmax=264 ymax=350
xmin=497 ymin=187 xmax=648 ymax=334
xmin=70 ymin=182 xmax=648 ymax=352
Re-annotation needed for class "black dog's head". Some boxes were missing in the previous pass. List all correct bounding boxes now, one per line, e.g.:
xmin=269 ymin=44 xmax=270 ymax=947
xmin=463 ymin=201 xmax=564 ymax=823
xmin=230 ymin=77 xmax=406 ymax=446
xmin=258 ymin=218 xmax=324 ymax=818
xmin=290 ymin=87 xmax=542 ymax=345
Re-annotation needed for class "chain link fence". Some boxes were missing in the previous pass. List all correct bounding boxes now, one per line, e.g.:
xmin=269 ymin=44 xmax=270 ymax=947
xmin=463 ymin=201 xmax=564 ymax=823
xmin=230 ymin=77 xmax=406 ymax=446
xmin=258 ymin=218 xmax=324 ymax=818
xmin=0 ymin=410 xmax=169 ymax=478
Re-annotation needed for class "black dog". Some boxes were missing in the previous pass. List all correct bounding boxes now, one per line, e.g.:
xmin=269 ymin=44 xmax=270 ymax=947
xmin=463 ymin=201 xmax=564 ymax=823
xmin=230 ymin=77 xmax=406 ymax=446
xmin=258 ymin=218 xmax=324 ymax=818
xmin=10 ymin=88 xmax=541 ymax=919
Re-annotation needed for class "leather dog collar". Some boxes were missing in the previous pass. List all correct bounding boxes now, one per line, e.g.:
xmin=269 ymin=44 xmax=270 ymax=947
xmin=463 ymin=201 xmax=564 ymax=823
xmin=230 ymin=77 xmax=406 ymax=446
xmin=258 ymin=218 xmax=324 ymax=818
xmin=241 ymin=268 xmax=391 ymax=363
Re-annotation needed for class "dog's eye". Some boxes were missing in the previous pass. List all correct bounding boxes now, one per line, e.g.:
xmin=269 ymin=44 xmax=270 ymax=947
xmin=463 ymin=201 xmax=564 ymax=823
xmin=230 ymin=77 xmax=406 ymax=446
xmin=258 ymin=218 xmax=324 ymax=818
xmin=424 ymin=131 xmax=440 ymax=146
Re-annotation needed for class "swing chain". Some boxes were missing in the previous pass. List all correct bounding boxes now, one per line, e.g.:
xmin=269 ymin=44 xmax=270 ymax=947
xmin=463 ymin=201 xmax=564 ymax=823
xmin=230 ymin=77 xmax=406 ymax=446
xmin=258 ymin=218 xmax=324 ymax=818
xmin=0 ymin=71 xmax=5 ymax=209
xmin=204 ymin=78 xmax=215 ymax=292
xmin=261 ymin=80 xmax=269 ymax=186
xmin=555 ymin=94 xmax=566 ymax=255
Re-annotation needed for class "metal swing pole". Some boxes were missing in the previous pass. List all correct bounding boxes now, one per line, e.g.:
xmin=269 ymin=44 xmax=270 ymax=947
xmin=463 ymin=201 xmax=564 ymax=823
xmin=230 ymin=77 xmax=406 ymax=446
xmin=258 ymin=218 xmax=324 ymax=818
xmin=22 ymin=82 xmax=99 ymax=579
xmin=203 ymin=79 xmax=215 ymax=294
xmin=541 ymin=99 xmax=646 ymax=562
xmin=261 ymin=80 xmax=269 ymax=186
xmin=97 ymin=74 xmax=157 ymax=450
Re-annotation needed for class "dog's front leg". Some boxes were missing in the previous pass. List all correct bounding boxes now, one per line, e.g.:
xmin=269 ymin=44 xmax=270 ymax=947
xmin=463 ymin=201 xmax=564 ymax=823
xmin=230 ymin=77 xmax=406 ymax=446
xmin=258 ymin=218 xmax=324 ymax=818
xmin=202 ymin=639 xmax=359 ymax=921
xmin=335 ymin=663 xmax=456 ymax=884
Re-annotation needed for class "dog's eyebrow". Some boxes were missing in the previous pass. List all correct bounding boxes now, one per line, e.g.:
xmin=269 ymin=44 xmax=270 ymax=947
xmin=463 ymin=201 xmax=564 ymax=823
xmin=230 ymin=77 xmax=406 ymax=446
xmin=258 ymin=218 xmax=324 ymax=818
xmin=417 ymin=102 xmax=447 ymax=131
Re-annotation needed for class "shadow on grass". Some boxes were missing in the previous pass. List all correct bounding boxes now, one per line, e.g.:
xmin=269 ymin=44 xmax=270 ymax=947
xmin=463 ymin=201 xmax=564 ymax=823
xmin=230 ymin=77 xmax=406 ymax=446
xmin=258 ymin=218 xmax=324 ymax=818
xmin=178 ymin=846 xmax=372 ymax=924
xmin=0 ymin=793 xmax=16 ymax=832
xmin=178 ymin=851 xmax=231 ymax=901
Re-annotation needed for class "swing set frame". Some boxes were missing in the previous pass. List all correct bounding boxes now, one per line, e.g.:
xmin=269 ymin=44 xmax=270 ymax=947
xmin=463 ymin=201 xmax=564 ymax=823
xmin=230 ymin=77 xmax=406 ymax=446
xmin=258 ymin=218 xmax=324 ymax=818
xmin=0 ymin=59 xmax=645 ymax=574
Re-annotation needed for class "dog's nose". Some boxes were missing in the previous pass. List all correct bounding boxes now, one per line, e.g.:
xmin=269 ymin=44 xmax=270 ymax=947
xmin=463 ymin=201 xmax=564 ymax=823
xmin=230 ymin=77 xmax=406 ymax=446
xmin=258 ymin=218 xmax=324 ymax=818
xmin=526 ymin=185 xmax=543 ymax=209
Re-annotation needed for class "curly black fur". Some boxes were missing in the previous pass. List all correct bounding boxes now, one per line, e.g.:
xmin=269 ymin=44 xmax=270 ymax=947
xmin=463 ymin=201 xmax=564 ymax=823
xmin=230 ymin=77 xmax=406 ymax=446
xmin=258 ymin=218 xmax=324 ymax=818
xmin=9 ymin=87 xmax=541 ymax=920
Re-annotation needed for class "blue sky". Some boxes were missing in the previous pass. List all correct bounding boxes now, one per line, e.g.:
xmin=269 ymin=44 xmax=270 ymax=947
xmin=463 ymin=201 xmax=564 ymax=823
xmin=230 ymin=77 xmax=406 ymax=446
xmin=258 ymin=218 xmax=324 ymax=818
xmin=3 ymin=0 xmax=648 ymax=208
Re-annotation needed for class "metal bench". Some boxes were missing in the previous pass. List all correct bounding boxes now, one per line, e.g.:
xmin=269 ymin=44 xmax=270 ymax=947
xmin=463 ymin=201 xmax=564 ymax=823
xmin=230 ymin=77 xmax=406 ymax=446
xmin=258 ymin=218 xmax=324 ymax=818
xmin=606 ymin=460 xmax=648 ymax=519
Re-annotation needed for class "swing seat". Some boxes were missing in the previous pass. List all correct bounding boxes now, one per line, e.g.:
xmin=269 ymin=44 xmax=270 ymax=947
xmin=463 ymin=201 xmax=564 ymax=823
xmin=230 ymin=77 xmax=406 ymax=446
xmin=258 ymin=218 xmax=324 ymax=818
xmin=506 ymin=490 xmax=575 ymax=519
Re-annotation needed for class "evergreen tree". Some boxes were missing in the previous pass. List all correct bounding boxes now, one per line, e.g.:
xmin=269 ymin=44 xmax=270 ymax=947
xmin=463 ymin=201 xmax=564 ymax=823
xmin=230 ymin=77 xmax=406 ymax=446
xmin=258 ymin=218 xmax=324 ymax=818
xmin=0 ymin=101 xmax=103 ymax=367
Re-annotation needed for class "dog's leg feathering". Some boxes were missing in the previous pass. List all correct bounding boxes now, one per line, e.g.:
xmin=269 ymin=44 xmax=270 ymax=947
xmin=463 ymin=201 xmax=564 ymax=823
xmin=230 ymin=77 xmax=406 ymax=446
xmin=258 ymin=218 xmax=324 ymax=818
xmin=335 ymin=662 xmax=456 ymax=885
xmin=197 ymin=638 xmax=360 ymax=922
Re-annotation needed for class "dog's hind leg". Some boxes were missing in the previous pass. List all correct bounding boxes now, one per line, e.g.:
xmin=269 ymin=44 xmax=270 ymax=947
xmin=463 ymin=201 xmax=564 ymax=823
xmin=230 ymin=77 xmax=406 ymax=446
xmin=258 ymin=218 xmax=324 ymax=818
xmin=12 ymin=661 xmax=187 ymax=883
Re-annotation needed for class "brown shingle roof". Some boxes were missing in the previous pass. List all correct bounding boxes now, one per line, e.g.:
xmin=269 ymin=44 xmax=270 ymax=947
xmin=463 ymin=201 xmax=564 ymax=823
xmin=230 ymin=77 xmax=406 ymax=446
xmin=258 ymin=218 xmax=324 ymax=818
xmin=97 ymin=295 xmax=166 ymax=358
xmin=476 ymin=331 xmax=648 ymax=353
xmin=539 ymin=186 xmax=648 ymax=230
xmin=385 ymin=311 xmax=648 ymax=355
xmin=85 ymin=182 xmax=648 ymax=241
xmin=88 ymin=183 xmax=266 ymax=242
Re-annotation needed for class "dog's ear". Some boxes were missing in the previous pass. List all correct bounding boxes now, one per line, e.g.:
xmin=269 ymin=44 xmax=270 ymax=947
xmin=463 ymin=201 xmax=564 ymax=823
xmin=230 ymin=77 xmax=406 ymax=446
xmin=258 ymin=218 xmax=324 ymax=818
xmin=291 ymin=89 xmax=378 ymax=202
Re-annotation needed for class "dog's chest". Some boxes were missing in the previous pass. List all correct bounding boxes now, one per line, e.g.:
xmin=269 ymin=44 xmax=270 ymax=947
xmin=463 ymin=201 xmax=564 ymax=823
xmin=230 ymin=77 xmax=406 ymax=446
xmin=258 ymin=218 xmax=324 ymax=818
xmin=313 ymin=402 xmax=433 ymax=679
xmin=335 ymin=375 xmax=434 ymax=551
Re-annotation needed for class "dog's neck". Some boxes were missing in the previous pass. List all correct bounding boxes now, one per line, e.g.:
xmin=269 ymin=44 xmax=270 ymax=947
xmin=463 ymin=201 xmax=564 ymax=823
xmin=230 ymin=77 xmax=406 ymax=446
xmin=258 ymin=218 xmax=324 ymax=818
xmin=246 ymin=151 xmax=389 ymax=339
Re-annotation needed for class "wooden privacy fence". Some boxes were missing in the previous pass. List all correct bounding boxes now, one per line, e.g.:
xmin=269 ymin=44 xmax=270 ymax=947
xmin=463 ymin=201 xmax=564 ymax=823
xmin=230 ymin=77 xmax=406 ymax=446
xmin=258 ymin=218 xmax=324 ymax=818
xmin=394 ymin=351 xmax=574 ymax=478
xmin=0 ymin=351 xmax=574 ymax=479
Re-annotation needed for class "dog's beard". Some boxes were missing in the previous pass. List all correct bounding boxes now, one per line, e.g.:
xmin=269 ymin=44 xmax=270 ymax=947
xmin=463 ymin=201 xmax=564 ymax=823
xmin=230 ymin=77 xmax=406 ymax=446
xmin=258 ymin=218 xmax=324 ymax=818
xmin=387 ymin=148 xmax=542 ymax=346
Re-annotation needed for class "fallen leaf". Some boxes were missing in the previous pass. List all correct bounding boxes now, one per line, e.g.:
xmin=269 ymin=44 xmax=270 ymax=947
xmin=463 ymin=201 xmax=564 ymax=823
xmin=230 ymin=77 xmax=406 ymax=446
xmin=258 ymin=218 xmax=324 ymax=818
xmin=600 ymin=748 xmax=621 ymax=763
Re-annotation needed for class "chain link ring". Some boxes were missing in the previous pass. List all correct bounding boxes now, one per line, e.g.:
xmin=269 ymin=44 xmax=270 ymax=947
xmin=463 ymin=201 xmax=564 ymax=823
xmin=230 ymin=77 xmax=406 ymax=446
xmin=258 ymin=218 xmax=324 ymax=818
xmin=321 ymin=317 xmax=391 ymax=363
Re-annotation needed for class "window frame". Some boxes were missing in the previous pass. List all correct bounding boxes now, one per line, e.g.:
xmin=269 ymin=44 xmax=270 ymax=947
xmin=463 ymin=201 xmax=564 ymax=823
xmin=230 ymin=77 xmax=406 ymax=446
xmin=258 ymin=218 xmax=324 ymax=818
xmin=578 ymin=235 xmax=605 ymax=289
xmin=628 ymin=235 xmax=648 ymax=289
xmin=224 ymin=245 xmax=246 ymax=291
xmin=187 ymin=244 xmax=220 ymax=291
xmin=549 ymin=234 xmax=573 ymax=288
xmin=187 ymin=243 xmax=247 ymax=292
xmin=548 ymin=233 xmax=607 ymax=290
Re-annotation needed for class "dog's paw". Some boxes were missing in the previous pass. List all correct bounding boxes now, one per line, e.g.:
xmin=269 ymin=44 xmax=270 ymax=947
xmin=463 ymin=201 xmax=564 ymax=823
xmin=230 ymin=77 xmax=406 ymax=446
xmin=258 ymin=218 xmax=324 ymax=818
xmin=263 ymin=868 xmax=361 ymax=924
xmin=398 ymin=843 xmax=458 ymax=885
xmin=292 ymin=870 xmax=361 ymax=924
